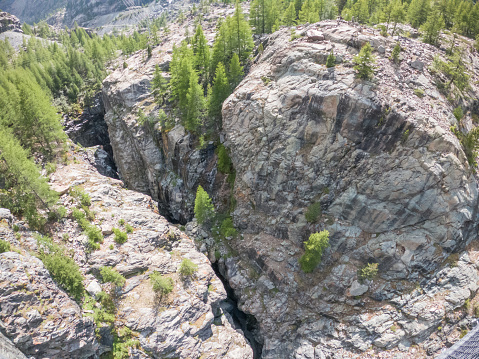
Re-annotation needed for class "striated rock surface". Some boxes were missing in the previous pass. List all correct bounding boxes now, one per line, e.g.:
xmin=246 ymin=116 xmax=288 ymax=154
xmin=0 ymin=250 xmax=99 ymax=358
xmin=215 ymin=21 xmax=479 ymax=358
xmin=0 ymin=12 xmax=21 ymax=33
xmin=1 ymin=147 xmax=252 ymax=358
xmin=102 ymin=6 xmax=235 ymax=223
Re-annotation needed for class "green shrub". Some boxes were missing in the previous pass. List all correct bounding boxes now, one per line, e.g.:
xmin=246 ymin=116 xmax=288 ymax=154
xmin=299 ymin=230 xmax=330 ymax=273
xmin=113 ymin=228 xmax=128 ymax=244
xmin=100 ymin=266 xmax=126 ymax=287
xmin=353 ymin=42 xmax=376 ymax=79
xmin=305 ymin=202 xmax=322 ymax=223
xmin=358 ymin=263 xmax=379 ymax=281
xmin=150 ymin=271 xmax=174 ymax=295
xmin=474 ymin=302 xmax=479 ymax=317
xmin=0 ymin=239 xmax=11 ymax=253
xmin=70 ymin=186 xmax=91 ymax=207
xmin=413 ymin=88 xmax=425 ymax=97
xmin=219 ymin=217 xmax=237 ymax=238
xmin=194 ymin=185 xmax=215 ymax=225
xmin=217 ymin=144 xmax=234 ymax=174
xmin=125 ymin=223 xmax=133 ymax=234
xmin=326 ymin=50 xmax=336 ymax=68
xmin=453 ymin=106 xmax=464 ymax=121
xmin=72 ymin=208 xmax=103 ymax=249
xmin=112 ymin=327 xmax=141 ymax=359
xmin=451 ymin=125 xmax=479 ymax=167
xmin=39 ymin=243 xmax=84 ymax=301
xmin=118 ymin=219 xmax=125 ymax=226
xmin=391 ymin=42 xmax=401 ymax=63
xmin=178 ymin=258 xmax=198 ymax=277
xmin=96 ymin=291 xmax=116 ymax=314
xmin=13 ymin=224 xmax=19 ymax=232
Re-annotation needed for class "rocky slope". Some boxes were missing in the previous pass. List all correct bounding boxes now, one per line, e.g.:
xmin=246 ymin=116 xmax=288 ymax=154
xmin=101 ymin=16 xmax=479 ymax=358
xmin=0 ymin=146 xmax=253 ymax=358
xmin=0 ymin=0 xmax=65 ymax=24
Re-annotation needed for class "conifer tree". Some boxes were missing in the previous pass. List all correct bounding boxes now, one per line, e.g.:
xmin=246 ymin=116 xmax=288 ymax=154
xmin=151 ymin=65 xmax=168 ymax=105
xmin=421 ymin=8 xmax=444 ymax=46
xmin=229 ymin=53 xmax=244 ymax=89
xmin=408 ymin=0 xmax=430 ymax=29
xmin=283 ymin=2 xmax=297 ymax=26
xmin=207 ymin=62 xmax=230 ymax=130
xmin=192 ymin=24 xmax=210 ymax=86
xmin=185 ymin=70 xmax=204 ymax=132
xmin=326 ymin=49 xmax=336 ymax=67
xmin=231 ymin=1 xmax=255 ymax=63
xmin=194 ymin=185 xmax=215 ymax=225
xmin=353 ymin=42 xmax=376 ymax=79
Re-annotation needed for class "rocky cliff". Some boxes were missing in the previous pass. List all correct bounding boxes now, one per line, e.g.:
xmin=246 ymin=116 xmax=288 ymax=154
xmin=219 ymin=21 xmax=479 ymax=358
xmin=101 ymin=17 xmax=479 ymax=358
xmin=0 ymin=11 xmax=21 ymax=33
xmin=0 ymin=147 xmax=253 ymax=358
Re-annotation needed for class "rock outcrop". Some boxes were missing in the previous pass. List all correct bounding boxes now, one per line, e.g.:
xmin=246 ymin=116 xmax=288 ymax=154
xmin=0 ymin=12 xmax=21 ymax=33
xmin=102 ymin=7 xmax=234 ymax=223
xmin=217 ymin=21 xmax=479 ymax=358
xmin=101 ymin=15 xmax=479 ymax=358
xmin=0 ymin=147 xmax=253 ymax=358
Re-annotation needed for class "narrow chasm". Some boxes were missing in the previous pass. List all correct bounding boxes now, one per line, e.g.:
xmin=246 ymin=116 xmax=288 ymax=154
xmin=63 ymin=92 xmax=119 ymax=179
xmin=212 ymin=262 xmax=263 ymax=358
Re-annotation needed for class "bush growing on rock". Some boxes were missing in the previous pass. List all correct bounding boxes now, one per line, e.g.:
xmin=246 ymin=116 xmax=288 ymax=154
xmin=305 ymin=202 xmax=322 ymax=223
xmin=194 ymin=185 xmax=215 ymax=225
xmin=299 ymin=230 xmax=330 ymax=273
xmin=358 ymin=263 xmax=379 ymax=281
xmin=113 ymin=228 xmax=128 ymax=244
xmin=70 ymin=186 xmax=91 ymax=207
xmin=37 ymin=235 xmax=84 ymax=301
xmin=353 ymin=42 xmax=376 ymax=79
xmin=178 ymin=258 xmax=198 ymax=277
xmin=220 ymin=217 xmax=238 ymax=238
xmin=391 ymin=42 xmax=401 ymax=63
xmin=100 ymin=266 xmax=126 ymax=288
xmin=0 ymin=239 xmax=11 ymax=253
xmin=150 ymin=271 xmax=174 ymax=296
xmin=326 ymin=50 xmax=336 ymax=68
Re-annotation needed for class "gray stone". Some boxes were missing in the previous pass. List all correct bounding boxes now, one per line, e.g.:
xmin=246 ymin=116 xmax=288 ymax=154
xmin=349 ymin=280 xmax=369 ymax=296
xmin=85 ymin=280 xmax=102 ymax=298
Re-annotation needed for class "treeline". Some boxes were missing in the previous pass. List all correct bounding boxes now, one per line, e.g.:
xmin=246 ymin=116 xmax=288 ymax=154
xmin=0 ymin=23 xmax=151 ymax=230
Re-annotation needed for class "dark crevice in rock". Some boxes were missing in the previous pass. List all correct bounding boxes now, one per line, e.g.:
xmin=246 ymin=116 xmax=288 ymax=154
xmin=212 ymin=262 xmax=263 ymax=359
xmin=63 ymin=92 xmax=119 ymax=179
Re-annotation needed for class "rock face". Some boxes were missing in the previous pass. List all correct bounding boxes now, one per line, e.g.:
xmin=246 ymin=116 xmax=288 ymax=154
xmin=102 ymin=10 xmax=234 ymax=223
xmin=0 ymin=149 xmax=253 ymax=358
xmin=0 ymin=12 xmax=21 ymax=33
xmin=216 ymin=21 xmax=479 ymax=358
xmin=0 ymin=250 xmax=99 ymax=358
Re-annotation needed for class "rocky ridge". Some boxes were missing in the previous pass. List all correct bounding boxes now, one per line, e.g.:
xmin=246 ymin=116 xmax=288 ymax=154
xmin=0 ymin=147 xmax=253 ymax=358
xmin=0 ymin=12 xmax=21 ymax=33
xmin=100 ymin=16 xmax=479 ymax=358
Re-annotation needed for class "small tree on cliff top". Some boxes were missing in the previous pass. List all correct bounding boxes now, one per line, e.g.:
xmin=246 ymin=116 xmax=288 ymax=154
xmin=353 ymin=42 xmax=376 ymax=79
xmin=194 ymin=185 xmax=215 ymax=225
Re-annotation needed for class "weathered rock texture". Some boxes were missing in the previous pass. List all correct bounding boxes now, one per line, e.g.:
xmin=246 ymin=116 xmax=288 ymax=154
xmin=1 ymin=148 xmax=252 ymax=358
xmin=0 ymin=11 xmax=21 ymax=33
xmin=101 ymin=16 xmax=479 ymax=358
xmin=102 ymin=5 xmax=235 ymax=223
xmin=0 ymin=250 xmax=99 ymax=358
xmin=217 ymin=21 xmax=479 ymax=358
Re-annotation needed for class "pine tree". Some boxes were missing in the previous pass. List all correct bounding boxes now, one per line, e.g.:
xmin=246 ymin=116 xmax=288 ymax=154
xmin=283 ymin=2 xmax=297 ymax=26
xmin=169 ymin=42 xmax=194 ymax=116
xmin=229 ymin=53 xmax=244 ymax=89
xmin=231 ymin=1 xmax=255 ymax=63
xmin=185 ymin=70 xmax=204 ymax=133
xmin=192 ymin=24 xmax=210 ymax=86
xmin=151 ymin=65 xmax=168 ymax=105
xmin=389 ymin=0 xmax=406 ymax=36
xmin=353 ymin=42 xmax=376 ymax=79
xmin=326 ymin=49 xmax=336 ymax=67
xmin=194 ymin=185 xmax=215 ymax=225
xmin=421 ymin=8 xmax=445 ymax=46
xmin=408 ymin=0 xmax=430 ymax=29
xmin=207 ymin=62 xmax=230 ymax=130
